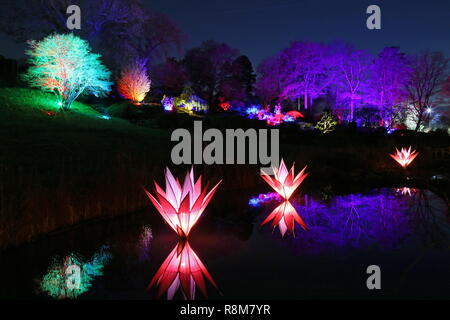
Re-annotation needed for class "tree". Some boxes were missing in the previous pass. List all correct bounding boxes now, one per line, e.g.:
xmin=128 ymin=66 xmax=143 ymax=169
xmin=152 ymin=58 xmax=187 ymax=97
xmin=0 ymin=0 xmax=184 ymax=71
xmin=406 ymin=51 xmax=449 ymax=131
xmin=315 ymin=111 xmax=337 ymax=133
xmin=24 ymin=33 xmax=112 ymax=111
xmin=367 ymin=47 xmax=411 ymax=127
xmin=183 ymin=40 xmax=240 ymax=102
xmin=117 ymin=61 xmax=151 ymax=104
xmin=256 ymin=55 xmax=284 ymax=104
xmin=278 ymin=42 xmax=335 ymax=110
xmin=333 ymin=43 xmax=373 ymax=122
xmin=442 ymin=76 xmax=450 ymax=97
xmin=218 ymin=56 xmax=255 ymax=101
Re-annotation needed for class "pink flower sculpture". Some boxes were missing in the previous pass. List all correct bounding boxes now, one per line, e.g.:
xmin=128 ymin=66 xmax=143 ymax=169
xmin=390 ymin=147 xmax=418 ymax=168
xmin=261 ymin=201 xmax=307 ymax=236
xmin=144 ymin=167 xmax=221 ymax=238
xmin=149 ymin=241 xmax=219 ymax=300
xmin=395 ymin=187 xmax=416 ymax=197
xmin=260 ymin=159 xmax=308 ymax=200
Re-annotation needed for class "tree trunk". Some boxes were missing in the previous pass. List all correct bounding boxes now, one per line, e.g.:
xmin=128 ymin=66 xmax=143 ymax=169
xmin=350 ymin=99 xmax=354 ymax=122
xmin=414 ymin=108 xmax=423 ymax=132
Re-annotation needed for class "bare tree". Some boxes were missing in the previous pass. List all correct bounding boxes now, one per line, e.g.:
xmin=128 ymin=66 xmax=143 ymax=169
xmin=0 ymin=0 xmax=184 ymax=71
xmin=406 ymin=51 xmax=449 ymax=131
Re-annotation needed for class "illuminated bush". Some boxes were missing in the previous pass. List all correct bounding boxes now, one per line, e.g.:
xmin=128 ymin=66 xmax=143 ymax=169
xmin=161 ymin=95 xmax=174 ymax=111
xmin=173 ymin=89 xmax=209 ymax=113
xmin=24 ymin=33 xmax=112 ymax=111
xmin=315 ymin=111 xmax=337 ymax=133
xmin=117 ymin=62 xmax=151 ymax=104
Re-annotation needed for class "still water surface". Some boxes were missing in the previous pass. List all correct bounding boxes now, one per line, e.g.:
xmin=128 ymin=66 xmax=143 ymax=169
xmin=0 ymin=188 xmax=449 ymax=299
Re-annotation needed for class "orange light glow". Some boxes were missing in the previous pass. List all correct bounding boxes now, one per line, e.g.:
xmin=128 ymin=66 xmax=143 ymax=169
xmin=390 ymin=146 xmax=418 ymax=168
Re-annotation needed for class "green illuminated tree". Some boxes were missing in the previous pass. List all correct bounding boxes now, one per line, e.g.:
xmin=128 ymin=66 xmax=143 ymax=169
xmin=24 ymin=33 xmax=112 ymax=111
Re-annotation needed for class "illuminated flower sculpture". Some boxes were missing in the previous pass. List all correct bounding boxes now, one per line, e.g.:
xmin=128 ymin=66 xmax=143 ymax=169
xmin=149 ymin=241 xmax=219 ymax=300
xmin=144 ymin=167 xmax=221 ymax=238
xmin=390 ymin=147 xmax=419 ymax=168
xmin=260 ymin=159 xmax=308 ymax=200
xmin=262 ymin=201 xmax=307 ymax=236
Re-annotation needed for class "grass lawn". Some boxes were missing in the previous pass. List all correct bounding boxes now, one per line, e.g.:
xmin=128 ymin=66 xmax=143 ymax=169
xmin=0 ymin=88 xmax=172 ymax=248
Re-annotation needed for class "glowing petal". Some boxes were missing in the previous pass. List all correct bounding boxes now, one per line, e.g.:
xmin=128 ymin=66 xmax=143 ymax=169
xmin=149 ymin=241 xmax=219 ymax=300
xmin=390 ymin=146 xmax=418 ymax=168
xmin=144 ymin=167 xmax=221 ymax=237
xmin=261 ymin=201 xmax=307 ymax=237
xmin=261 ymin=159 xmax=308 ymax=200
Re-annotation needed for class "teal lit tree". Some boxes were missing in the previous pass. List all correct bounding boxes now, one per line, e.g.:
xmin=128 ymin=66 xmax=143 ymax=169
xmin=24 ymin=33 xmax=112 ymax=111
xmin=40 ymin=246 xmax=112 ymax=299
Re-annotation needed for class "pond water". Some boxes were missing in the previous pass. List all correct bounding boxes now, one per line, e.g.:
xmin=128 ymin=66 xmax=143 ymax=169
xmin=0 ymin=187 xmax=449 ymax=300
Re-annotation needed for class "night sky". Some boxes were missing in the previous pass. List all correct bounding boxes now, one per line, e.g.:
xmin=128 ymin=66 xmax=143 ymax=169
xmin=1 ymin=0 xmax=449 ymax=65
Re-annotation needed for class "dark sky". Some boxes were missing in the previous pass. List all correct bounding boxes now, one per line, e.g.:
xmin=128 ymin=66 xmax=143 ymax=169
xmin=148 ymin=0 xmax=450 ymax=64
xmin=1 ymin=0 xmax=449 ymax=66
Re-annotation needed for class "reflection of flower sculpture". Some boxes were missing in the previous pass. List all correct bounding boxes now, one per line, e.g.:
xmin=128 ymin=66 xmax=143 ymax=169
xmin=144 ymin=167 xmax=221 ymax=238
xmin=149 ymin=241 xmax=219 ymax=300
xmin=395 ymin=187 xmax=417 ymax=197
xmin=260 ymin=159 xmax=308 ymax=200
xmin=390 ymin=147 xmax=418 ymax=168
xmin=261 ymin=201 xmax=307 ymax=236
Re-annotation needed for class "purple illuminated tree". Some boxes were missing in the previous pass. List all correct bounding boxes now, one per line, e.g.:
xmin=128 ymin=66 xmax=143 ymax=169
xmin=333 ymin=43 xmax=373 ymax=122
xmin=367 ymin=47 xmax=411 ymax=127
xmin=256 ymin=55 xmax=284 ymax=104
xmin=278 ymin=42 xmax=335 ymax=110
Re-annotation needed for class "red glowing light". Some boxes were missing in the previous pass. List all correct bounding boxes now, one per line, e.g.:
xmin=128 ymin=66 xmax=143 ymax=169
xmin=149 ymin=241 xmax=219 ymax=300
xmin=260 ymin=159 xmax=308 ymax=200
xmin=144 ymin=167 xmax=221 ymax=238
xmin=390 ymin=146 xmax=418 ymax=168
xmin=261 ymin=201 xmax=307 ymax=236
xmin=286 ymin=110 xmax=304 ymax=119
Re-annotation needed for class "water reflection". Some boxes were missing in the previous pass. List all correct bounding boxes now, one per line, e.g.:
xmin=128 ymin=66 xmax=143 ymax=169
xmin=136 ymin=226 xmax=153 ymax=262
xmin=395 ymin=187 xmax=417 ymax=196
xmin=148 ymin=240 xmax=219 ymax=300
xmin=254 ymin=188 xmax=449 ymax=253
xmin=0 ymin=187 xmax=448 ymax=300
xmin=261 ymin=201 xmax=307 ymax=236
xmin=38 ymin=245 xmax=112 ymax=299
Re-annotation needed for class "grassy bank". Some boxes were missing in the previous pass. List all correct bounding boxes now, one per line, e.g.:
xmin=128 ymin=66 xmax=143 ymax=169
xmin=0 ymin=89 xmax=172 ymax=248
xmin=0 ymin=88 xmax=449 ymax=249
